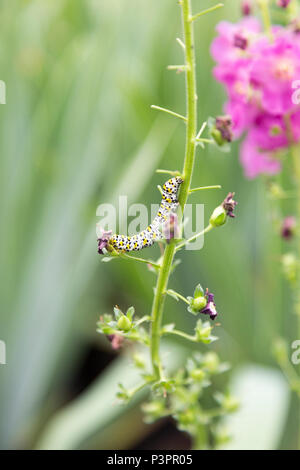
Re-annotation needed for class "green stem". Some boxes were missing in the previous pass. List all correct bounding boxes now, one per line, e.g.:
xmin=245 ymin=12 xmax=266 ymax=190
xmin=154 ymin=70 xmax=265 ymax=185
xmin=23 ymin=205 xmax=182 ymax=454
xmin=150 ymin=0 xmax=198 ymax=380
xmin=151 ymin=105 xmax=187 ymax=122
xmin=189 ymin=185 xmax=222 ymax=193
xmin=258 ymin=0 xmax=273 ymax=40
xmin=162 ymin=329 xmax=197 ymax=343
xmin=290 ymin=143 xmax=300 ymax=448
xmin=190 ymin=3 xmax=223 ymax=22
xmin=175 ymin=224 xmax=213 ymax=252
xmin=121 ymin=253 xmax=161 ymax=269
xmin=166 ymin=289 xmax=190 ymax=304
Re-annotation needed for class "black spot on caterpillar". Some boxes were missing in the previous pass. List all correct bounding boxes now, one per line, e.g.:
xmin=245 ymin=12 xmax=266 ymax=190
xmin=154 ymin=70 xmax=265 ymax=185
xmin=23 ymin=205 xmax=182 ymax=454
xmin=98 ymin=176 xmax=183 ymax=254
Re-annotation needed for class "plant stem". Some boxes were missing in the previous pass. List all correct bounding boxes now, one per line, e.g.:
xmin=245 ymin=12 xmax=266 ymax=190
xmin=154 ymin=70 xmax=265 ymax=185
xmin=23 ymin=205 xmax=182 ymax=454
xmin=176 ymin=224 xmax=213 ymax=252
xmin=190 ymin=3 xmax=223 ymax=22
xmin=258 ymin=0 xmax=273 ymax=40
xmin=151 ymin=105 xmax=187 ymax=122
xmin=121 ymin=253 xmax=161 ymax=269
xmin=162 ymin=329 xmax=197 ymax=343
xmin=150 ymin=0 xmax=198 ymax=380
xmin=290 ymin=143 xmax=300 ymax=448
xmin=189 ymin=185 xmax=221 ymax=193
xmin=166 ymin=289 xmax=190 ymax=304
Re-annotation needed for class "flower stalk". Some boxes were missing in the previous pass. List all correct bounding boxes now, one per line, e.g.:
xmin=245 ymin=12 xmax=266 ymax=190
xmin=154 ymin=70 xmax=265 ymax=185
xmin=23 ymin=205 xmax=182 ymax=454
xmin=150 ymin=0 xmax=198 ymax=380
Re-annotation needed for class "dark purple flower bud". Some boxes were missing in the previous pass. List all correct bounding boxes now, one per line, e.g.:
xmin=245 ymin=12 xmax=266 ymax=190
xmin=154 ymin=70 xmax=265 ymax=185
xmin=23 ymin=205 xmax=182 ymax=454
xmin=215 ymin=115 xmax=233 ymax=143
xmin=277 ymin=0 xmax=291 ymax=8
xmin=241 ymin=0 xmax=252 ymax=15
xmin=97 ymin=230 xmax=112 ymax=254
xmin=222 ymin=192 xmax=237 ymax=218
xmin=233 ymin=33 xmax=248 ymax=50
xmin=163 ymin=213 xmax=179 ymax=244
xmin=281 ymin=216 xmax=296 ymax=241
xmin=200 ymin=289 xmax=218 ymax=321
xmin=107 ymin=334 xmax=124 ymax=350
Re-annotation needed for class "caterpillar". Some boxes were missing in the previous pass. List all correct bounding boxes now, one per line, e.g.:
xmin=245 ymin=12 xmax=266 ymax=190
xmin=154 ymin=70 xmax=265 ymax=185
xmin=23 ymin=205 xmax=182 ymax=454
xmin=98 ymin=176 xmax=183 ymax=254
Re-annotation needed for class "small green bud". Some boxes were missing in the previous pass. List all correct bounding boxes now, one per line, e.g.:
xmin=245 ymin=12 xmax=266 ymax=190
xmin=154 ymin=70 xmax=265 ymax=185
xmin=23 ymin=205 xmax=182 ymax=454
xmin=210 ymin=206 xmax=227 ymax=227
xmin=203 ymin=352 xmax=220 ymax=373
xmin=211 ymin=128 xmax=224 ymax=146
xmin=199 ymin=325 xmax=213 ymax=340
xmin=117 ymin=315 xmax=131 ymax=331
xmin=192 ymin=296 xmax=207 ymax=311
xmin=190 ymin=368 xmax=205 ymax=381
xmin=223 ymin=396 xmax=239 ymax=413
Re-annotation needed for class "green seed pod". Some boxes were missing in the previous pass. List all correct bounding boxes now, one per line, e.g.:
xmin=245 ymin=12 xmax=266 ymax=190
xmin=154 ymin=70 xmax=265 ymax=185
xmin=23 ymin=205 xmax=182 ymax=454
xmin=210 ymin=205 xmax=227 ymax=227
xmin=117 ymin=315 xmax=131 ymax=331
xmin=190 ymin=368 xmax=205 ymax=381
xmin=192 ymin=296 xmax=207 ymax=311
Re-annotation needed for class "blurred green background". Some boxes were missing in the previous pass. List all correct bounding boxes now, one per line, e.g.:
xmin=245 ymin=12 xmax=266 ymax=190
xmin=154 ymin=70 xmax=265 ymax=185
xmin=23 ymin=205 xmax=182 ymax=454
xmin=0 ymin=0 xmax=297 ymax=450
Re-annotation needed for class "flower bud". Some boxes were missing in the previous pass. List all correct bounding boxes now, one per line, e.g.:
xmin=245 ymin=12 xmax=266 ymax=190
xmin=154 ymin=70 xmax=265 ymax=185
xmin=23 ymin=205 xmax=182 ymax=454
xmin=192 ymin=296 xmax=207 ymax=311
xmin=210 ymin=205 xmax=227 ymax=227
xmin=117 ymin=315 xmax=131 ymax=331
xmin=281 ymin=216 xmax=296 ymax=241
xmin=277 ymin=0 xmax=291 ymax=8
xmin=241 ymin=0 xmax=252 ymax=15
xmin=223 ymin=396 xmax=239 ymax=413
xmin=203 ymin=352 xmax=220 ymax=373
xmin=190 ymin=368 xmax=205 ymax=381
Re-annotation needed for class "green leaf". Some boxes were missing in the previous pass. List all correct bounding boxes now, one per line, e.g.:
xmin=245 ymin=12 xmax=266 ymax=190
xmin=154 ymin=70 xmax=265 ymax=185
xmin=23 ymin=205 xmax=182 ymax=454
xmin=113 ymin=307 xmax=123 ymax=320
xmin=193 ymin=284 xmax=204 ymax=298
xmin=126 ymin=306 xmax=135 ymax=321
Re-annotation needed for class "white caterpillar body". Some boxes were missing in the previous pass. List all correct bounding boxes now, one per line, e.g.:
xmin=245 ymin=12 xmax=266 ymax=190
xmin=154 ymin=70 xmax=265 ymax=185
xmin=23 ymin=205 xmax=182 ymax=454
xmin=107 ymin=176 xmax=183 ymax=253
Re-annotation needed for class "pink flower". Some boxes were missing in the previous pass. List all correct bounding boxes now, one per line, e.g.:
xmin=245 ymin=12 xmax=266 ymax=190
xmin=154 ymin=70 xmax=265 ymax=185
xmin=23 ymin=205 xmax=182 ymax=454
xmin=250 ymin=33 xmax=300 ymax=115
xmin=240 ymin=114 xmax=289 ymax=178
xmin=211 ymin=17 xmax=261 ymax=64
xmin=211 ymin=16 xmax=300 ymax=178
xmin=241 ymin=133 xmax=281 ymax=179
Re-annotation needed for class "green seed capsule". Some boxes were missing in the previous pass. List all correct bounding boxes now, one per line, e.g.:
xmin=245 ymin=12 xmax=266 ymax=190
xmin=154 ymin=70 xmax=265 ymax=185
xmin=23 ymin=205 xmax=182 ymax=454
xmin=192 ymin=296 xmax=207 ymax=311
xmin=117 ymin=315 xmax=131 ymax=331
xmin=210 ymin=206 xmax=227 ymax=227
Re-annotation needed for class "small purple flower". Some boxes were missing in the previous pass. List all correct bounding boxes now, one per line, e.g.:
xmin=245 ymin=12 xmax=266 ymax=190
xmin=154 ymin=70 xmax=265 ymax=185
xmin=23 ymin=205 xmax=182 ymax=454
xmin=97 ymin=230 xmax=112 ymax=254
xmin=281 ymin=216 xmax=296 ymax=240
xmin=222 ymin=192 xmax=237 ymax=218
xmin=241 ymin=0 xmax=252 ymax=16
xmin=200 ymin=290 xmax=218 ymax=321
xmin=215 ymin=115 xmax=234 ymax=143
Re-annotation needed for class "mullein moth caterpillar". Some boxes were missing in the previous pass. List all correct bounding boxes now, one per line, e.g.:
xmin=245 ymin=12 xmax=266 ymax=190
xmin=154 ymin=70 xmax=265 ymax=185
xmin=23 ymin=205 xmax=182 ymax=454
xmin=97 ymin=176 xmax=183 ymax=254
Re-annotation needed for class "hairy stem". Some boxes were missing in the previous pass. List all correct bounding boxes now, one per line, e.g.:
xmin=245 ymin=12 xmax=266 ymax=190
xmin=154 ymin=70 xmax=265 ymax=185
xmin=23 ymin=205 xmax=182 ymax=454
xmin=150 ymin=0 xmax=198 ymax=380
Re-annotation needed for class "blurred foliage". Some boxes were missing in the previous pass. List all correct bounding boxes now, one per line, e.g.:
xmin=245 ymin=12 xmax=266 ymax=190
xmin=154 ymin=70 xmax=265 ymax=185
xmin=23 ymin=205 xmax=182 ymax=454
xmin=0 ymin=0 xmax=297 ymax=449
